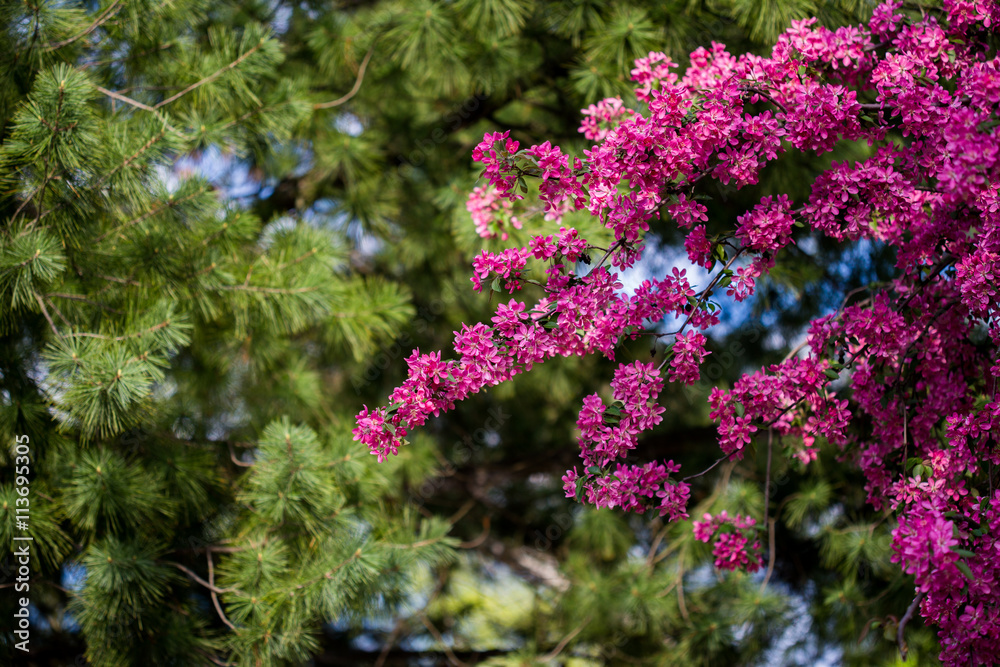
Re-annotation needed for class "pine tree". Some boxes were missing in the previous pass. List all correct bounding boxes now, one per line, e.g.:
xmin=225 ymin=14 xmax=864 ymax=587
xmin=1 ymin=0 xmax=939 ymax=665
xmin=0 ymin=2 xmax=447 ymax=665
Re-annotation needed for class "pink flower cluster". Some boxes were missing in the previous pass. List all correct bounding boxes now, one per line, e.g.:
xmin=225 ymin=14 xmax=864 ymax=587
xmin=693 ymin=511 xmax=763 ymax=572
xmin=579 ymin=97 xmax=636 ymax=141
xmin=467 ymin=185 xmax=522 ymax=240
xmin=708 ymin=356 xmax=849 ymax=462
xmin=356 ymin=2 xmax=1000 ymax=657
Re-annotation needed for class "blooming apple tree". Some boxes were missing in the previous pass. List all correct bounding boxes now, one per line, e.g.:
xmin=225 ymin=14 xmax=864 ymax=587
xmin=356 ymin=1 xmax=1000 ymax=661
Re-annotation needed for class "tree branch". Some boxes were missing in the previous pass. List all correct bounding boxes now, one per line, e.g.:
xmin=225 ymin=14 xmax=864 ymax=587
xmin=538 ymin=615 xmax=592 ymax=662
xmin=207 ymin=552 xmax=237 ymax=632
xmin=898 ymin=592 xmax=924 ymax=661
xmin=44 ymin=0 xmax=123 ymax=51
xmin=171 ymin=561 xmax=237 ymax=595
xmin=419 ymin=612 xmax=468 ymax=667
xmin=93 ymin=85 xmax=183 ymax=135
xmin=153 ymin=39 xmax=266 ymax=110
xmin=314 ymin=47 xmax=375 ymax=110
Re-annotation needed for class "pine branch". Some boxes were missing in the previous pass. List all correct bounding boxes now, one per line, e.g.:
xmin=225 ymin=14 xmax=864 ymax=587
xmin=153 ymin=37 xmax=267 ymax=110
xmin=97 ymin=127 xmax=168 ymax=188
xmin=44 ymin=0 xmax=125 ymax=51
xmin=29 ymin=80 xmax=68 ymax=229
xmin=65 ymin=319 xmax=172 ymax=341
xmin=33 ymin=291 xmax=62 ymax=338
xmin=48 ymin=292 xmax=122 ymax=314
xmin=171 ymin=562 xmax=238 ymax=595
xmin=93 ymin=85 xmax=183 ymax=135
xmin=80 ymin=42 xmax=175 ymax=69
xmin=94 ymin=187 xmax=209 ymax=243
xmin=211 ymin=284 xmax=321 ymax=295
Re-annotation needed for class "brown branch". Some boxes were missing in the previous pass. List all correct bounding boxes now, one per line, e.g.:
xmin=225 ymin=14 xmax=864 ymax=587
xmin=92 ymin=85 xmax=183 ymax=135
xmin=44 ymin=295 xmax=72 ymax=329
xmin=154 ymin=38 xmax=266 ymax=110
xmin=95 ymin=187 xmax=207 ymax=242
xmin=538 ymin=615 xmax=592 ymax=662
xmin=33 ymin=292 xmax=62 ymax=338
xmin=65 ymin=319 xmax=171 ymax=341
xmin=228 ymin=441 xmax=254 ymax=467
xmin=446 ymin=499 xmax=475 ymax=525
xmin=207 ymin=552 xmax=237 ymax=632
xmin=419 ymin=613 xmax=468 ymax=667
xmin=171 ymin=562 xmax=237 ymax=595
xmin=211 ymin=284 xmax=321 ymax=295
xmin=314 ymin=46 xmax=375 ymax=110
xmin=48 ymin=292 xmax=122 ymax=314
xmin=458 ymin=517 xmax=490 ymax=549
xmin=80 ymin=41 xmax=174 ymax=69
xmin=759 ymin=517 xmax=777 ymax=591
xmin=681 ymin=455 xmax=726 ymax=482
xmin=758 ymin=429 xmax=776 ymax=591
xmin=97 ymin=273 xmax=140 ymax=286
xmin=383 ymin=535 xmax=447 ymax=550
xmin=762 ymin=428 xmax=773 ymax=537
xmin=44 ymin=0 xmax=123 ymax=51
xmin=897 ymin=592 xmax=924 ymax=661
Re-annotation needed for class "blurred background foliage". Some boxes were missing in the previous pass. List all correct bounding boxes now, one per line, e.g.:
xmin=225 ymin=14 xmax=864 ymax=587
xmin=0 ymin=0 xmax=938 ymax=665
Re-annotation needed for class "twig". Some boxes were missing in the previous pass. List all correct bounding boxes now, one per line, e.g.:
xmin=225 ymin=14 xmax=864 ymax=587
xmin=227 ymin=441 xmax=253 ymax=467
xmin=33 ymin=292 xmax=62 ymax=338
xmin=65 ymin=319 xmax=171 ymax=341
xmin=759 ymin=517 xmax=777 ymax=591
xmin=447 ymin=499 xmax=476 ymax=525
xmin=48 ymin=292 xmax=122 ymax=314
xmin=897 ymin=592 xmax=925 ymax=661
xmin=314 ymin=46 xmax=375 ymax=109
xmin=154 ymin=39 xmax=266 ymax=110
xmin=759 ymin=429 xmax=775 ymax=590
xmin=95 ymin=188 xmax=207 ymax=243
xmin=682 ymin=456 xmax=726 ymax=482
xmin=207 ymin=553 xmax=238 ymax=632
xmin=458 ymin=517 xmax=490 ymax=549
xmin=587 ymin=238 xmax=625 ymax=274
xmin=45 ymin=295 xmax=72 ymax=329
xmin=762 ymin=428 xmax=773 ymax=533
xmin=419 ymin=612 xmax=468 ymax=667
xmin=374 ymin=617 xmax=407 ymax=667
xmin=539 ymin=615 xmax=592 ymax=662
xmin=44 ymin=0 xmax=123 ymax=51
xmin=93 ymin=85 xmax=183 ymax=135
xmin=171 ymin=562 xmax=237 ymax=595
